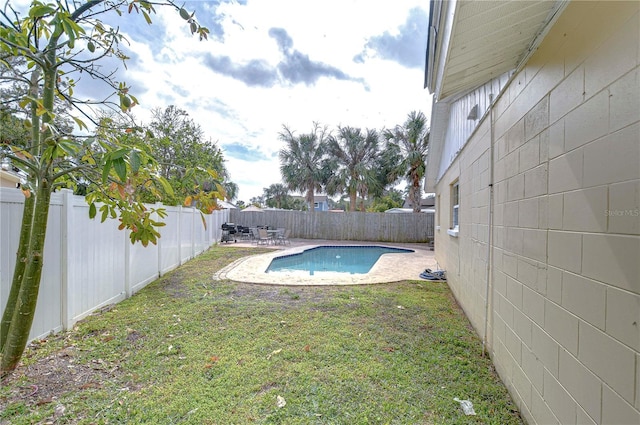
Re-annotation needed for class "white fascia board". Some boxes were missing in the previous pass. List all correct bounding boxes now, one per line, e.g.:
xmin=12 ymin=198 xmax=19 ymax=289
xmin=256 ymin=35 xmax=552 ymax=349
xmin=432 ymin=0 xmax=459 ymax=101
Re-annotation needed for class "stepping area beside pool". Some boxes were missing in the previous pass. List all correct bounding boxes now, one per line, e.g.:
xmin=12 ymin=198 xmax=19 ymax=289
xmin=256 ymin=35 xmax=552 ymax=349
xmin=215 ymin=239 xmax=437 ymax=285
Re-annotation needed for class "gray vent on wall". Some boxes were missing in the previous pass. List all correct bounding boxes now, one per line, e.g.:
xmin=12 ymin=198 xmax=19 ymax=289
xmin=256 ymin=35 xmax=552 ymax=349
xmin=467 ymin=104 xmax=478 ymax=120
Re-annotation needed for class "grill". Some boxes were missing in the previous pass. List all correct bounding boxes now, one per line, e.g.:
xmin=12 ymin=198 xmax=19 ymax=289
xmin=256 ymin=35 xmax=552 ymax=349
xmin=221 ymin=222 xmax=237 ymax=243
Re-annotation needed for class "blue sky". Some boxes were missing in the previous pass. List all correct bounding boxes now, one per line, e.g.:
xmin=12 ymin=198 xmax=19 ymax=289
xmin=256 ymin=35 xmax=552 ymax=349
xmin=11 ymin=0 xmax=432 ymax=202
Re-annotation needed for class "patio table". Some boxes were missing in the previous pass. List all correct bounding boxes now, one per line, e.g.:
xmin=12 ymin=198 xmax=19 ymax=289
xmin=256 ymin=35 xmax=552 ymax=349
xmin=266 ymin=229 xmax=278 ymax=242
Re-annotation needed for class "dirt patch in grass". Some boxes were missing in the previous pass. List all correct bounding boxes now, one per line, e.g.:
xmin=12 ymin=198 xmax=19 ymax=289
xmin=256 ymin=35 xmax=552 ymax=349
xmin=1 ymin=343 xmax=120 ymax=423
xmin=1 ymin=246 xmax=522 ymax=425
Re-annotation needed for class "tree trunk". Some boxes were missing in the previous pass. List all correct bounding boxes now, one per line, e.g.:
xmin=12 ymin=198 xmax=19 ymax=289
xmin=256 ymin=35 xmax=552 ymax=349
xmin=306 ymin=187 xmax=315 ymax=213
xmin=1 ymin=183 xmax=52 ymax=377
xmin=0 ymin=195 xmax=36 ymax=353
xmin=349 ymin=190 xmax=357 ymax=212
xmin=1 ymin=51 xmax=56 ymax=378
xmin=411 ymin=171 xmax=421 ymax=213
xmin=0 ymin=70 xmax=41 ymax=353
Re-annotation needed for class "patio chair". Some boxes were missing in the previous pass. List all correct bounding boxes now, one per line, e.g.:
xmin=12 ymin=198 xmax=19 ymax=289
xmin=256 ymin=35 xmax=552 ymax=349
xmin=257 ymin=228 xmax=271 ymax=245
xmin=250 ymin=227 xmax=261 ymax=244
xmin=276 ymin=228 xmax=291 ymax=245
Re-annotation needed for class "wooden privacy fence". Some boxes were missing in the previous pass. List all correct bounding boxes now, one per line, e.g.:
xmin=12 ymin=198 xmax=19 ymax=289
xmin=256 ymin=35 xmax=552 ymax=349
xmin=228 ymin=209 xmax=434 ymax=243
xmin=0 ymin=188 xmax=229 ymax=342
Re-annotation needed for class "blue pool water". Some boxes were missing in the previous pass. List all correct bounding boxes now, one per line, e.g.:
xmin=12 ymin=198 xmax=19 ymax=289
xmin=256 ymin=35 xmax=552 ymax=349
xmin=266 ymin=245 xmax=414 ymax=275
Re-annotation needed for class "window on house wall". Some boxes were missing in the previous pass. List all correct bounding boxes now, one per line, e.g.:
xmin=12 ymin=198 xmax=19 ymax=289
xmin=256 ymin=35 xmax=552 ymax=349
xmin=314 ymin=202 xmax=319 ymax=209
xmin=449 ymin=181 xmax=459 ymax=237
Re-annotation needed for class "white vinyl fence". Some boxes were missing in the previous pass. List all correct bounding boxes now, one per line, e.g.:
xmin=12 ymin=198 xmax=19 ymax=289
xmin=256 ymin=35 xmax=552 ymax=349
xmin=0 ymin=188 xmax=229 ymax=341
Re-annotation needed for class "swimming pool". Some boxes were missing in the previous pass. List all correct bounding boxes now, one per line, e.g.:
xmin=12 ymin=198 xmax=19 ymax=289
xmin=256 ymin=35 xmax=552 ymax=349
xmin=266 ymin=245 xmax=414 ymax=275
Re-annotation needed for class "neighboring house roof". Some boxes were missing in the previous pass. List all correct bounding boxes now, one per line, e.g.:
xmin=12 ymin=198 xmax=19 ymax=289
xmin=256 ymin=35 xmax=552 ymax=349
xmin=424 ymin=0 xmax=567 ymax=100
xmin=0 ymin=169 xmax=22 ymax=188
xmin=424 ymin=0 xmax=568 ymax=191
xmin=385 ymin=208 xmax=435 ymax=214
xmin=403 ymin=197 xmax=436 ymax=209
xmin=217 ymin=200 xmax=238 ymax=209
xmin=292 ymin=195 xmax=328 ymax=203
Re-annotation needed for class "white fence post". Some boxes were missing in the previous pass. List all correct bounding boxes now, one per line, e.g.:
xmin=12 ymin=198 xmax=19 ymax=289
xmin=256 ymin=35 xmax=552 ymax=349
xmin=156 ymin=202 xmax=164 ymax=277
xmin=60 ymin=189 xmax=72 ymax=330
xmin=191 ymin=208 xmax=196 ymax=258
xmin=177 ymin=206 xmax=183 ymax=266
xmin=124 ymin=229 xmax=131 ymax=298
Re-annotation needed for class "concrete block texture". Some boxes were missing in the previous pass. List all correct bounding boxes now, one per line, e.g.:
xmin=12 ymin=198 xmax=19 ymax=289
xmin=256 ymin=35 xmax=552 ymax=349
xmin=519 ymin=135 xmax=541 ymax=173
xmin=583 ymin=123 xmax=640 ymax=188
xmin=561 ymin=271 xmax=606 ymax=330
xmin=543 ymin=369 xmax=577 ymax=425
xmin=546 ymin=266 xmax=563 ymax=304
xmin=549 ymin=148 xmax=583 ymax=194
xmin=525 ymin=96 xmax=550 ymax=141
xmin=582 ymin=233 xmax=640 ymax=294
xmin=578 ymin=321 xmax=636 ymax=403
xmin=548 ymin=119 xmax=565 ymax=159
xmin=608 ymin=179 xmax=640 ymax=235
xmin=532 ymin=388 xmax=560 ymax=425
xmin=609 ymin=68 xmax=640 ymax=132
xmin=562 ymin=186 xmax=608 ymax=232
xmin=605 ymin=287 xmax=640 ymax=351
xmin=558 ymin=348 xmax=602 ymax=422
xmin=523 ymin=285 xmax=545 ymax=327
xmin=513 ymin=308 xmax=533 ymax=348
xmin=507 ymin=118 xmax=526 ymax=154
xmin=522 ymin=228 xmax=547 ymax=263
xmin=545 ymin=299 xmax=579 ymax=355
xmin=584 ymin=9 xmax=640 ymax=98
xmin=550 ymin=65 xmax=584 ymax=124
xmin=532 ymin=323 xmax=560 ymax=378
xmin=548 ymin=193 xmax=564 ymax=230
xmin=524 ymin=164 xmax=548 ymax=199
xmin=548 ymin=231 xmax=582 ymax=274
xmin=522 ymin=344 xmax=545 ymax=393
xmin=636 ymin=354 xmax=640 ymax=410
xmin=564 ymin=90 xmax=609 ymax=152
xmin=602 ymin=384 xmax=640 ymax=425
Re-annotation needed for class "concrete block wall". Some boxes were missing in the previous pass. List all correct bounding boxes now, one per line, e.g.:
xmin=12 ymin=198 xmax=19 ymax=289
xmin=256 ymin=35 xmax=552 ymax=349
xmin=433 ymin=2 xmax=640 ymax=424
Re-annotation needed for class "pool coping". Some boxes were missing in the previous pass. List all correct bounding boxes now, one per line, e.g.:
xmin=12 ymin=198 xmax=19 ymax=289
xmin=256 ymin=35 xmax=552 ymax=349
xmin=214 ymin=242 xmax=437 ymax=286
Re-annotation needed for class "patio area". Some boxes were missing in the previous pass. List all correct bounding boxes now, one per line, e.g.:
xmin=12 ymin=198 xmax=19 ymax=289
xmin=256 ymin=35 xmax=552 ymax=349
xmin=215 ymin=238 xmax=438 ymax=285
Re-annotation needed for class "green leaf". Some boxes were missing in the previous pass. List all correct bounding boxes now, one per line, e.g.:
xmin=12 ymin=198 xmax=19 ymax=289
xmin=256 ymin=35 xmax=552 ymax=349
xmin=100 ymin=206 xmax=108 ymax=223
xmin=110 ymin=148 xmax=129 ymax=159
xmin=142 ymin=10 xmax=152 ymax=25
xmin=89 ymin=202 xmax=97 ymax=219
xmin=72 ymin=116 xmax=87 ymax=131
xmin=179 ymin=8 xmax=190 ymax=20
xmin=29 ymin=5 xmax=56 ymax=18
xmin=129 ymin=150 xmax=141 ymax=174
xmin=87 ymin=41 xmax=95 ymax=52
xmin=156 ymin=177 xmax=174 ymax=197
xmin=102 ymin=159 xmax=111 ymax=184
xmin=112 ymin=157 xmax=127 ymax=182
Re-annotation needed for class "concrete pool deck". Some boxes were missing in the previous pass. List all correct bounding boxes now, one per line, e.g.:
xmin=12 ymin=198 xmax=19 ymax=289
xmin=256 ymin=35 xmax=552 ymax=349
xmin=214 ymin=239 xmax=438 ymax=285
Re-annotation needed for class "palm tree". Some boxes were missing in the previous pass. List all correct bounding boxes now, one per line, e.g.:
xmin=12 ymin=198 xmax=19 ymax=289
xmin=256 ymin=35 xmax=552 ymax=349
xmin=326 ymin=126 xmax=380 ymax=212
xmin=279 ymin=123 xmax=331 ymax=212
xmin=263 ymin=183 xmax=290 ymax=209
xmin=384 ymin=111 xmax=430 ymax=213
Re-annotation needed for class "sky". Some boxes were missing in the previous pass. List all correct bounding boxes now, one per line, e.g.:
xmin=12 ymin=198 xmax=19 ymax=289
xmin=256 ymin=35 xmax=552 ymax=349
xmin=10 ymin=0 xmax=433 ymax=202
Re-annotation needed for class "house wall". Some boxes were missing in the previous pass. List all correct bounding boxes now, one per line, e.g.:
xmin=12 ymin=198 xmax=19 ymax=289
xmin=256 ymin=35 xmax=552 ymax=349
xmin=0 ymin=170 xmax=21 ymax=188
xmin=437 ymin=72 xmax=512 ymax=182
xmin=433 ymin=2 xmax=640 ymax=424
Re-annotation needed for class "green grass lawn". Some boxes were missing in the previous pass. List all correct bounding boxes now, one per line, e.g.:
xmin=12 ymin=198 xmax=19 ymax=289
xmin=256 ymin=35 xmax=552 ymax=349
xmin=1 ymin=246 xmax=522 ymax=424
